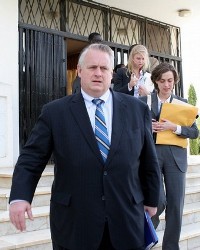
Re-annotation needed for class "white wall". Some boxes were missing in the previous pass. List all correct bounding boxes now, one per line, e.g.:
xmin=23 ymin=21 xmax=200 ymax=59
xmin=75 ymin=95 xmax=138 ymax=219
xmin=0 ymin=0 xmax=19 ymax=167
xmin=181 ymin=20 xmax=200 ymax=107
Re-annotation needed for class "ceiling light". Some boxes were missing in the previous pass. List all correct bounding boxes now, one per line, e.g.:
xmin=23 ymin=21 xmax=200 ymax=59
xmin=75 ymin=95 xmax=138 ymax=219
xmin=178 ymin=9 xmax=191 ymax=17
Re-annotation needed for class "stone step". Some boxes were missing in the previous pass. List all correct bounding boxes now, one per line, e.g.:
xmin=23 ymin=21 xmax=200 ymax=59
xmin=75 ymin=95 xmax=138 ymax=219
xmin=0 ymin=163 xmax=199 ymax=189
xmin=1 ymin=184 xmax=199 ymax=212
xmin=156 ymin=201 xmax=200 ymax=232
xmin=186 ymin=173 xmax=200 ymax=187
xmin=0 ymin=228 xmax=51 ymax=250
xmin=187 ymin=156 xmax=200 ymax=173
xmin=0 ymin=206 xmax=50 ymax=237
xmin=154 ymin=221 xmax=200 ymax=249
xmin=0 ymin=214 xmax=200 ymax=250
xmin=0 ymin=166 xmax=54 ymax=189
xmin=0 ymin=186 xmax=51 ymax=211
xmin=0 ymin=184 xmax=199 ymax=212
xmin=185 ymin=185 xmax=200 ymax=204
xmin=0 ymin=158 xmax=199 ymax=249
xmin=187 ymin=164 xmax=200 ymax=174
xmin=0 ymin=201 xmax=199 ymax=240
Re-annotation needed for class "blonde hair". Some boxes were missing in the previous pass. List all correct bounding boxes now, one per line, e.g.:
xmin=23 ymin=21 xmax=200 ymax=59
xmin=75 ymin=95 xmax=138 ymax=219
xmin=127 ymin=45 xmax=150 ymax=74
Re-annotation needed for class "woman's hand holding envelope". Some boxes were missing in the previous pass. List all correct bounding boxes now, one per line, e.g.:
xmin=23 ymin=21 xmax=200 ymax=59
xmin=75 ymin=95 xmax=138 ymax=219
xmin=152 ymin=118 xmax=177 ymax=133
xmin=155 ymin=102 xmax=198 ymax=148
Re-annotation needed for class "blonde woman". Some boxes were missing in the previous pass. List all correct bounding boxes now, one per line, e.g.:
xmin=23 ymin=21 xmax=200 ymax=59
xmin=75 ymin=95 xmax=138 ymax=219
xmin=113 ymin=44 xmax=154 ymax=97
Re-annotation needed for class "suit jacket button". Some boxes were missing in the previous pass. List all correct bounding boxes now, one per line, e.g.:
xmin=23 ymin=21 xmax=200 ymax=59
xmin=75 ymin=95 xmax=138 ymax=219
xmin=102 ymin=195 xmax=105 ymax=201
xmin=104 ymin=171 xmax=107 ymax=176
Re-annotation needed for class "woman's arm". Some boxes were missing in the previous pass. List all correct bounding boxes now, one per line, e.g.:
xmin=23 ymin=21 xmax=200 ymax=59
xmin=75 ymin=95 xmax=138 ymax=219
xmin=113 ymin=68 xmax=134 ymax=95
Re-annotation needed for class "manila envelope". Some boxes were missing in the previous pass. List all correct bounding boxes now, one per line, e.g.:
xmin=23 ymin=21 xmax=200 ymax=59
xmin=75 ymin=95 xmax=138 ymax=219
xmin=156 ymin=102 xmax=198 ymax=148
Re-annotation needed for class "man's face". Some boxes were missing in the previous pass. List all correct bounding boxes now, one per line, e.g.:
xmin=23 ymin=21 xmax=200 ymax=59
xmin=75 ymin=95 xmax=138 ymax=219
xmin=77 ymin=49 xmax=113 ymax=98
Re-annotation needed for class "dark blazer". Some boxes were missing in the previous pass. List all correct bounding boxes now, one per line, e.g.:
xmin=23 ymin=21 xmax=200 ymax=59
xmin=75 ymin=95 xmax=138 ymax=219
xmin=10 ymin=91 xmax=160 ymax=250
xmin=113 ymin=67 xmax=134 ymax=95
xmin=72 ymin=76 xmax=81 ymax=94
xmin=140 ymin=92 xmax=199 ymax=172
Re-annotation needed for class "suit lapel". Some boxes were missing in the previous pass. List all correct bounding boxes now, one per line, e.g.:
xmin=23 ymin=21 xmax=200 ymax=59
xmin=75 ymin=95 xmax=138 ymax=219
xmin=170 ymin=94 xmax=178 ymax=102
xmin=151 ymin=93 xmax=159 ymax=120
xmin=106 ymin=92 xmax=126 ymax=165
xmin=70 ymin=94 xmax=103 ymax=163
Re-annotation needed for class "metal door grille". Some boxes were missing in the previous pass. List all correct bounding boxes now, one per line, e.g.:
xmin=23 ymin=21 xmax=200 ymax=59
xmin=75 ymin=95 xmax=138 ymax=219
xmin=19 ymin=0 xmax=181 ymax=57
xmin=19 ymin=25 xmax=66 ymax=149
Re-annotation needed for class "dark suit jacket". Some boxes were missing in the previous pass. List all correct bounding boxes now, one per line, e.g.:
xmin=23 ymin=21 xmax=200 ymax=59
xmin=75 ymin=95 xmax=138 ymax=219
xmin=10 ymin=91 xmax=160 ymax=249
xmin=113 ymin=67 xmax=134 ymax=95
xmin=140 ymin=92 xmax=199 ymax=172
xmin=72 ymin=76 xmax=81 ymax=94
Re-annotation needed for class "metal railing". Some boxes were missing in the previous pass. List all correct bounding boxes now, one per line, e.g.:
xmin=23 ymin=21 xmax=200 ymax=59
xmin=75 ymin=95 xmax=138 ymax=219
xmin=19 ymin=0 xmax=181 ymax=59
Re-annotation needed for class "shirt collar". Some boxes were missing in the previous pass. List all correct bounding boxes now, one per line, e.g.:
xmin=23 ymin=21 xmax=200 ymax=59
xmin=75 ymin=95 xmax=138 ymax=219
xmin=81 ymin=89 xmax=111 ymax=105
xmin=157 ymin=94 xmax=171 ymax=104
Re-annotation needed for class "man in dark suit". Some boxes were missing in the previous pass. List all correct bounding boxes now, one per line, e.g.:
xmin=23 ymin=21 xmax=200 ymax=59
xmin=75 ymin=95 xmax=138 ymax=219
xmin=9 ymin=44 xmax=160 ymax=250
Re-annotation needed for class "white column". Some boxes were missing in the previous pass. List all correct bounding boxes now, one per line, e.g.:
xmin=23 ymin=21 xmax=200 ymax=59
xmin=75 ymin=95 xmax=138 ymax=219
xmin=0 ymin=0 xmax=19 ymax=167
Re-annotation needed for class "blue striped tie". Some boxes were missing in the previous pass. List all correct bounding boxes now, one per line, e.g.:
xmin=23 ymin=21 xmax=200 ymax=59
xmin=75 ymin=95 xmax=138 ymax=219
xmin=92 ymin=99 xmax=110 ymax=162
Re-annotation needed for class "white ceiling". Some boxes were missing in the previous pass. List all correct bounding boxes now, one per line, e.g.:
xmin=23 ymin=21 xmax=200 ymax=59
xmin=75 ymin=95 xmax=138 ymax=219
xmin=95 ymin=0 xmax=200 ymax=27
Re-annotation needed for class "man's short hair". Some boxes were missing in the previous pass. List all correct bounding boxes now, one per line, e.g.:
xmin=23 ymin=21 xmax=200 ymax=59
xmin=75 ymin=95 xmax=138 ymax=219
xmin=88 ymin=32 xmax=103 ymax=43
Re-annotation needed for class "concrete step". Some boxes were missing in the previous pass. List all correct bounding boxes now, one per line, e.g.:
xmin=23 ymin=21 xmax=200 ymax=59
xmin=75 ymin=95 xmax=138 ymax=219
xmin=0 ymin=170 xmax=199 ymax=212
xmin=0 ymin=184 xmax=198 ymax=212
xmin=0 ymin=186 xmax=51 ymax=211
xmin=0 ymin=166 xmax=54 ymax=189
xmin=187 ymin=164 xmax=200 ymax=174
xmin=185 ymin=185 xmax=200 ymax=204
xmin=153 ymin=157 xmax=200 ymax=249
xmin=154 ymin=221 xmax=200 ymax=249
xmin=186 ymin=173 xmax=200 ymax=187
xmin=1 ymin=217 xmax=200 ymax=250
xmin=0 ymin=228 xmax=51 ymax=250
xmin=188 ymin=156 xmax=200 ymax=173
xmin=156 ymin=201 xmax=200 ymax=232
xmin=0 ymin=202 xmax=199 ymax=247
xmin=0 ymin=158 xmax=199 ymax=249
xmin=0 ymin=206 xmax=50 ymax=237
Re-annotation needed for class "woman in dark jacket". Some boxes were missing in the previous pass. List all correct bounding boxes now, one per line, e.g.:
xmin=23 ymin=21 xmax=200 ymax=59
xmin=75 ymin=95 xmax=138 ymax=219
xmin=113 ymin=44 xmax=154 ymax=97
xmin=140 ymin=62 xmax=199 ymax=250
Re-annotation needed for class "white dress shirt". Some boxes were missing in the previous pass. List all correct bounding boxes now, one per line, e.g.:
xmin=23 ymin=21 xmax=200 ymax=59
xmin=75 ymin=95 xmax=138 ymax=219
xmin=81 ymin=89 xmax=113 ymax=143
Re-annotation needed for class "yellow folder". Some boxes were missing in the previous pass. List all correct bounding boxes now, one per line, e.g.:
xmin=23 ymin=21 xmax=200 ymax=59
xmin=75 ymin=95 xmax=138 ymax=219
xmin=156 ymin=101 xmax=199 ymax=148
